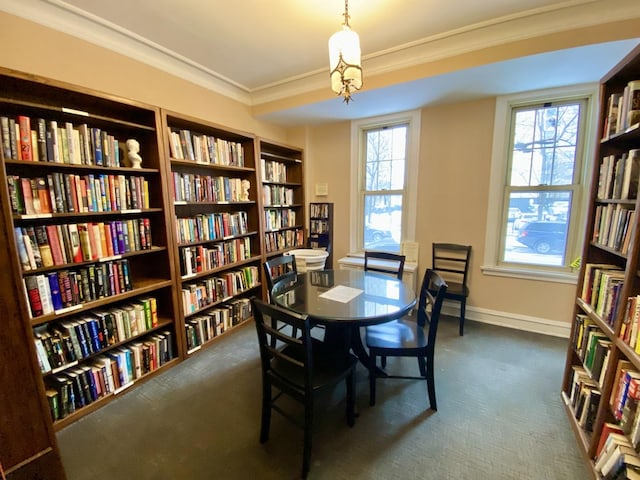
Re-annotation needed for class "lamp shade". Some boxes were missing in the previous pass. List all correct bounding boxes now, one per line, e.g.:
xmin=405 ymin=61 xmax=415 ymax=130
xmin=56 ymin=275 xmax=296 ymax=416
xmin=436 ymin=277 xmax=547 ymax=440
xmin=329 ymin=25 xmax=362 ymax=94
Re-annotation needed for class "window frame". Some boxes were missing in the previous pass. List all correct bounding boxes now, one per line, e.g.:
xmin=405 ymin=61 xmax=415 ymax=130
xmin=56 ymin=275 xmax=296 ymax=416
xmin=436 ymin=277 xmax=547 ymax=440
xmin=482 ymin=84 xmax=598 ymax=283
xmin=350 ymin=110 xmax=420 ymax=254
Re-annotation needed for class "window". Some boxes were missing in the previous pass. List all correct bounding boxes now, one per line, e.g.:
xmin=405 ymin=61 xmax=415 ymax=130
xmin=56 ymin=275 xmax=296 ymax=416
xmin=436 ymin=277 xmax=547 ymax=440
xmin=484 ymin=86 xmax=597 ymax=282
xmin=350 ymin=111 xmax=420 ymax=253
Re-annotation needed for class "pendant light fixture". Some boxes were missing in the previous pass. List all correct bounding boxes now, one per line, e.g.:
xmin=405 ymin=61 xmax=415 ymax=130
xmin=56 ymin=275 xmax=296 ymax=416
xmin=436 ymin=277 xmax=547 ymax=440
xmin=328 ymin=0 xmax=363 ymax=103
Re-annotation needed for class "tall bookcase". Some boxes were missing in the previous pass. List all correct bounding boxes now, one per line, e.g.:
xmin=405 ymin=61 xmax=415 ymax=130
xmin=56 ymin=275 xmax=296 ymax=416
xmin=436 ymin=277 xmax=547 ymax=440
xmin=309 ymin=202 xmax=333 ymax=269
xmin=258 ymin=139 xmax=306 ymax=258
xmin=561 ymin=44 xmax=640 ymax=478
xmin=162 ymin=111 xmax=261 ymax=355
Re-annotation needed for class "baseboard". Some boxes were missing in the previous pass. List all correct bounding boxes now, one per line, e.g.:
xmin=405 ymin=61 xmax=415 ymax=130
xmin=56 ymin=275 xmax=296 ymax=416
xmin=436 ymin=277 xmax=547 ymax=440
xmin=441 ymin=303 xmax=571 ymax=338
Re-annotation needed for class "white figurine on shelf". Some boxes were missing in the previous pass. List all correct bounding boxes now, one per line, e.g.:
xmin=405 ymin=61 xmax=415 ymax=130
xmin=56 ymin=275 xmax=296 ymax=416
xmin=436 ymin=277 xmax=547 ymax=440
xmin=126 ymin=138 xmax=142 ymax=169
xmin=241 ymin=179 xmax=250 ymax=201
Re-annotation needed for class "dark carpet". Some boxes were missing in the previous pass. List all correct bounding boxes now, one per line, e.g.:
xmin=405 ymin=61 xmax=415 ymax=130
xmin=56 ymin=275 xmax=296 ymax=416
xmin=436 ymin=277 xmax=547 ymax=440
xmin=56 ymin=316 xmax=588 ymax=479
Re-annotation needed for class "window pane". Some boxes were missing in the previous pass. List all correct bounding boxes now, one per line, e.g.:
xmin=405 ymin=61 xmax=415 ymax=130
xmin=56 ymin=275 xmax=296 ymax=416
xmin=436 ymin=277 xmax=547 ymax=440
xmin=510 ymin=103 xmax=580 ymax=187
xmin=365 ymin=125 xmax=407 ymax=192
xmin=504 ymin=190 xmax=572 ymax=266
xmin=364 ymin=194 xmax=402 ymax=252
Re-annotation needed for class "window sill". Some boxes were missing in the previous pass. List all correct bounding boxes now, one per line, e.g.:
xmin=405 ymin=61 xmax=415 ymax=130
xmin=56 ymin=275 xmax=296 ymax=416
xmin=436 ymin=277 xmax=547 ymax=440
xmin=481 ymin=264 xmax=578 ymax=284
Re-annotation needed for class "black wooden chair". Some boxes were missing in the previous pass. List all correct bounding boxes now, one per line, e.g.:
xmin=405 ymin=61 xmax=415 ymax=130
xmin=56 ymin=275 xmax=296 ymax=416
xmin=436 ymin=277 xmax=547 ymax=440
xmin=365 ymin=269 xmax=447 ymax=410
xmin=431 ymin=243 xmax=471 ymax=336
xmin=364 ymin=251 xmax=405 ymax=280
xmin=263 ymin=255 xmax=298 ymax=301
xmin=251 ymin=297 xmax=357 ymax=479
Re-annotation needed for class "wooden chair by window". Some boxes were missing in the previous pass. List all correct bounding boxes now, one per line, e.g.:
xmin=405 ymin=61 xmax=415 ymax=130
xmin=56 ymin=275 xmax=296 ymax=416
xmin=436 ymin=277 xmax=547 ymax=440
xmin=251 ymin=297 xmax=357 ymax=479
xmin=364 ymin=251 xmax=405 ymax=280
xmin=431 ymin=243 xmax=471 ymax=336
xmin=365 ymin=269 xmax=447 ymax=410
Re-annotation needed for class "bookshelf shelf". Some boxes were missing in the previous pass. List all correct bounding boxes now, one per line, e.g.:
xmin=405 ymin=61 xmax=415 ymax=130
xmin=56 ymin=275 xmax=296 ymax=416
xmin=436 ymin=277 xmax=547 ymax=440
xmin=562 ymin=44 xmax=640 ymax=478
xmin=309 ymin=202 xmax=333 ymax=270
xmin=258 ymin=139 xmax=306 ymax=267
xmin=163 ymin=110 xmax=261 ymax=357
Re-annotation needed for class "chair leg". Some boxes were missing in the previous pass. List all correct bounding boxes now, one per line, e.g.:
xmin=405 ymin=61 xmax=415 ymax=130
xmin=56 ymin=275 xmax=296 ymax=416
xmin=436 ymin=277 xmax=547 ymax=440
xmin=302 ymin=398 xmax=313 ymax=479
xmin=346 ymin=370 xmax=356 ymax=427
xmin=426 ymin=356 xmax=437 ymax=411
xmin=381 ymin=355 xmax=387 ymax=369
xmin=459 ymin=299 xmax=466 ymax=336
xmin=369 ymin=353 xmax=377 ymax=406
xmin=260 ymin=382 xmax=272 ymax=443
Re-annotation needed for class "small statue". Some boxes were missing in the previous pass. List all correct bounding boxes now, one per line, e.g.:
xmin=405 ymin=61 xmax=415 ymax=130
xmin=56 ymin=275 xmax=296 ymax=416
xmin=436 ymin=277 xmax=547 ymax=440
xmin=126 ymin=138 xmax=142 ymax=169
xmin=240 ymin=179 xmax=251 ymax=202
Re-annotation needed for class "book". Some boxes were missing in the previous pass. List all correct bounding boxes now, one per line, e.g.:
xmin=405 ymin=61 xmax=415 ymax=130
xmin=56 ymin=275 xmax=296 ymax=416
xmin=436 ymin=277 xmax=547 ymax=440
xmin=628 ymin=80 xmax=640 ymax=128
xmin=17 ymin=115 xmax=32 ymax=161
xmin=34 ymin=225 xmax=54 ymax=267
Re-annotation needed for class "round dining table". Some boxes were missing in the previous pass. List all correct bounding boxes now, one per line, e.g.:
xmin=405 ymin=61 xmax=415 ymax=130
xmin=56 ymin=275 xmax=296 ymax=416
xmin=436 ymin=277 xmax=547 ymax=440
xmin=271 ymin=269 xmax=417 ymax=372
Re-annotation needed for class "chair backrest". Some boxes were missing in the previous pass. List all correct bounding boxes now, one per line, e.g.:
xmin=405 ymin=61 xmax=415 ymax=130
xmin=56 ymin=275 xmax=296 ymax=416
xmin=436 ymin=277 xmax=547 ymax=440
xmin=416 ymin=269 xmax=448 ymax=348
xmin=364 ymin=251 xmax=405 ymax=280
xmin=263 ymin=255 xmax=298 ymax=300
xmin=251 ymin=297 xmax=312 ymax=395
xmin=431 ymin=243 xmax=471 ymax=289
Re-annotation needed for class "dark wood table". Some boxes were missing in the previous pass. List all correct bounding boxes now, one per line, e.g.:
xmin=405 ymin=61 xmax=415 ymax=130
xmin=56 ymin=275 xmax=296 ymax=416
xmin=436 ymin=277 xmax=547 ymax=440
xmin=271 ymin=269 xmax=417 ymax=372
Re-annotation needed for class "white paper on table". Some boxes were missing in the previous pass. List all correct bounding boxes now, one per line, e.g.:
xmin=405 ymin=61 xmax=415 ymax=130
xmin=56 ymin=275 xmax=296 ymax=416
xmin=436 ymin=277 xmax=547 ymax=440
xmin=318 ymin=285 xmax=363 ymax=303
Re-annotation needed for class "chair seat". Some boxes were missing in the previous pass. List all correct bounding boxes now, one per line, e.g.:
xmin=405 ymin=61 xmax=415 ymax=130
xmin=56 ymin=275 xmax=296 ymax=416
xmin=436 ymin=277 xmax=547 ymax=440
xmin=441 ymin=281 xmax=468 ymax=297
xmin=365 ymin=318 xmax=427 ymax=352
xmin=271 ymin=347 xmax=358 ymax=393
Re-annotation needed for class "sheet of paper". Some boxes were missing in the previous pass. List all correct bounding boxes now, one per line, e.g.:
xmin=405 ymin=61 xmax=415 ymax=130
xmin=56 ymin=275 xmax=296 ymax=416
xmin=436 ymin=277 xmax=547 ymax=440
xmin=318 ymin=285 xmax=363 ymax=303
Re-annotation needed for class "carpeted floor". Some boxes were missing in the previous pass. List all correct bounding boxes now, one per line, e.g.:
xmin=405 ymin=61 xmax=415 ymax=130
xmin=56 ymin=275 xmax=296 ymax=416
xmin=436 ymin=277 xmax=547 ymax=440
xmin=56 ymin=316 xmax=589 ymax=479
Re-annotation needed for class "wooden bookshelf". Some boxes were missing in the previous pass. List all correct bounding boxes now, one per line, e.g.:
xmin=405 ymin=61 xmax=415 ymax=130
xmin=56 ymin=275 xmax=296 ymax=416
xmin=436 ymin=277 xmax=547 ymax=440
xmin=561 ymin=44 xmax=640 ymax=479
xmin=162 ymin=111 xmax=261 ymax=355
xmin=258 ymin=139 xmax=306 ymax=259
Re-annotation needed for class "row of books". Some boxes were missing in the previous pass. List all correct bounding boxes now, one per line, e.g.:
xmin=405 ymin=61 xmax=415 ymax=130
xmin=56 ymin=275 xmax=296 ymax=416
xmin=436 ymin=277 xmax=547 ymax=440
xmin=261 ymin=158 xmax=289 ymax=183
xmin=580 ymin=263 xmax=625 ymax=326
xmin=620 ymin=296 xmax=640 ymax=353
xmin=597 ymin=150 xmax=640 ymax=201
xmin=185 ymin=298 xmax=252 ymax=351
xmin=264 ymin=229 xmax=304 ymax=253
xmin=45 ymin=330 xmax=174 ymax=421
xmin=174 ymin=211 xmax=249 ymax=244
xmin=593 ymin=359 xmax=640 ymax=479
xmin=172 ymin=172 xmax=248 ymax=203
xmin=181 ymin=266 xmax=259 ymax=314
xmin=603 ymin=80 xmax=640 ymax=139
xmin=24 ymin=259 xmax=132 ymax=318
xmin=7 ymin=172 xmax=150 ymax=216
xmin=310 ymin=219 xmax=330 ymax=234
xmin=573 ymin=315 xmax=611 ymax=388
xmin=34 ymin=296 xmax=159 ymax=373
xmin=264 ymin=208 xmax=297 ymax=232
xmin=310 ymin=203 xmax=330 ymax=218
xmin=14 ymin=219 xmax=152 ymax=271
xmin=179 ymin=237 xmax=252 ymax=277
xmin=167 ymin=127 xmax=245 ymax=167
xmin=569 ymin=365 xmax=601 ymax=433
xmin=262 ymin=184 xmax=294 ymax=206
xmin=593 ymin=204 xmax=636 ymax=255
xmin=0 ymin=115 xmax=121 ymax=167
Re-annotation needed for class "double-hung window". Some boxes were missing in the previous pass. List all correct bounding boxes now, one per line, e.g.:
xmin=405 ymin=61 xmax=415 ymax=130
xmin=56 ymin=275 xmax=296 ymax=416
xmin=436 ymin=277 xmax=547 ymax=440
xmin=350 ymin=111 xmax=420 ymax=253
xmin=484 ymin=86 xmax=597 ymax=281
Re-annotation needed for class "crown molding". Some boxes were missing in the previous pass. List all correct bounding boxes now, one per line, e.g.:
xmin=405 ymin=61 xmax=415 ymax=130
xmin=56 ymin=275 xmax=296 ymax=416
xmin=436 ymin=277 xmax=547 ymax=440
xmin=0 ymin=0 xmax=252 ymax=104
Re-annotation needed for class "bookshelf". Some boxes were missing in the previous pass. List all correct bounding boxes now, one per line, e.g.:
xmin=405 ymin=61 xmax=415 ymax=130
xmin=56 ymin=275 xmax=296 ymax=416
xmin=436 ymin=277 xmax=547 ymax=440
xmin=308 ymin=202 xmax=333 ymax=269
xmin=258 ymin=139 xmax=305 ymax=258
xmin=162 ymin=111 xmax=261 ymax=355
xmin=561 ymin=44 xmax=640 ymax=478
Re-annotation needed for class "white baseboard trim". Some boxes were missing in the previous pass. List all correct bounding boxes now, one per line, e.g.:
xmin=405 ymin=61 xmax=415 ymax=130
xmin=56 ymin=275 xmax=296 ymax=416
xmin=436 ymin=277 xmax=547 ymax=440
xmin=441 ymin=303 xmax=571 ymax=338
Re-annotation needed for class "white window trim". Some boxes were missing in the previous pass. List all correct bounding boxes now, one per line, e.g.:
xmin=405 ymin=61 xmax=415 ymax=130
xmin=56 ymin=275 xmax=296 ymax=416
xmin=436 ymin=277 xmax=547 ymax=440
xmin=482 ymin=84 xmax=599 ymax=284
xmin=349 ymin=110 xmax=421 ymax=253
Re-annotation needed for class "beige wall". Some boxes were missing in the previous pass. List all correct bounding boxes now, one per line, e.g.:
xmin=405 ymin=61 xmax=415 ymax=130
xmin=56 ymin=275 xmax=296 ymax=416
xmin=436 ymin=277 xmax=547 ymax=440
xmin=0 ymin=12 xmax=288 ymax=142
xmin=301 ymin=98 xmax=576 ymax=324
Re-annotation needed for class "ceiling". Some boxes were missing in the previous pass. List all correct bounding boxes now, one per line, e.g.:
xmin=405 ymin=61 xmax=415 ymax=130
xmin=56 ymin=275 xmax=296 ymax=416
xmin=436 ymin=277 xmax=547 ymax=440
xmin=4 ymin=0 xmax=640 ymax=125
